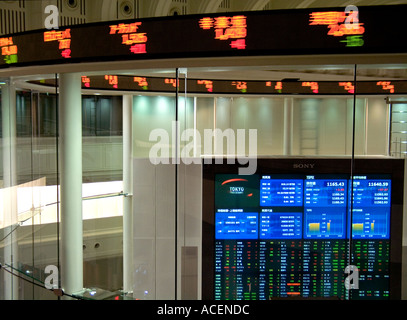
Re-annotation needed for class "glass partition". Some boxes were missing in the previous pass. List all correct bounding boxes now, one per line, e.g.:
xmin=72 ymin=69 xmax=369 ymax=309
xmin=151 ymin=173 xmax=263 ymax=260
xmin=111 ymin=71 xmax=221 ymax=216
xmin=0 ymin=78 xmax=18 ymax=300
xmin=185 ymin=64 xmax=404 ymax=301
xmin=0 ymin=78 xmax=61 ymax=300
xmin=131 ymin=68 xmax=194 ymax=300
xmin=1 ymin=62 xmax=406 ymax=301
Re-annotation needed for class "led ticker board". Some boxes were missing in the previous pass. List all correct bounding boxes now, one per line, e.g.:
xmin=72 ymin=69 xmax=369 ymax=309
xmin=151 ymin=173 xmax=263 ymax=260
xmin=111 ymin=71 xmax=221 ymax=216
xmin=29 ymin=76 xmax=407 ymax=95
xmin=202 ymin=158 xmax=404 ymax=300
xmin=198 ymin=15 xmax=248 ymax=50
xmin=0 ymin=37 xmax=18 ymax=64
xmin=308 ymin=10 xmax=365 ymax=47
xmin=1 ymin=5 xmax=406 ymax=69
xmin=43 ymin=28 xmax=72 ymax=58
xmin=109 ymin=22 xmax=148 ymax=54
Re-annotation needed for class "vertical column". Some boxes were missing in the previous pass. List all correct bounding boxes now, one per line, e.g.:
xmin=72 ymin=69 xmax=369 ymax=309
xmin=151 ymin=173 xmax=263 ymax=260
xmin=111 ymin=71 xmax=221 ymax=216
xmin=122 ymin=95 xmax=133 ymax=294
xmin=58 ymin=73 xmax=83 ymax=296
xmin=386 ymin=99 xmax=392 ymax=157
xmin=364 ymin=99 xmax=368 ymax=156
xmin=283 ymin=97 xmax=294 ymax=156
xmin=1 ymin=81 xmax=18 ymax=300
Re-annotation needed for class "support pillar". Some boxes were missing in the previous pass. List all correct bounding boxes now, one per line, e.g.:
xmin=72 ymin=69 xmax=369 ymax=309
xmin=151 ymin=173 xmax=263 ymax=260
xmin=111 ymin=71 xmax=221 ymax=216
xmin=1 ymin=80 xmax=18 ymax=300
xmin=58 ymin=73 xmax=83 ymax=297
xmin=122 ymin=94 xmax=133 ymax=294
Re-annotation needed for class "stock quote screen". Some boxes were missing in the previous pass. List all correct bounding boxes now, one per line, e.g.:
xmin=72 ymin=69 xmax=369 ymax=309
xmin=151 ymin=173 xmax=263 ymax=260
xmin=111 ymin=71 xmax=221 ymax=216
xmin=0 ymin=5 xmax=406 ymax=68
xmin=210 ymin=170 xmax=396 ymax=300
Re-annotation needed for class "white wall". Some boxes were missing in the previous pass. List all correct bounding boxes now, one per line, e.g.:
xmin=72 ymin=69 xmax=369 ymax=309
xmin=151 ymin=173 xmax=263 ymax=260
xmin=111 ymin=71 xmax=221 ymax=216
xmin=366 ymin=97 xmax=389 ymax=155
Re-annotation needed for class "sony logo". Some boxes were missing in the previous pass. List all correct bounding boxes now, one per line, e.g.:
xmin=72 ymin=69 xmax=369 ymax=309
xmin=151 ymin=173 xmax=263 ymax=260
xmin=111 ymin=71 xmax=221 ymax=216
xmin=293 ymin=163 xmax=315 ymax=169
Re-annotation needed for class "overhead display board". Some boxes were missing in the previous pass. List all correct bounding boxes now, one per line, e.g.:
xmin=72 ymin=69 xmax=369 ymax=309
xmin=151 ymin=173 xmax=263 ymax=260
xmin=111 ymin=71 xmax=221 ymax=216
xmin=0 ymin=5 xmax=406 ymax=69
xmin=30 ymin=76 xmax=407 ymax=95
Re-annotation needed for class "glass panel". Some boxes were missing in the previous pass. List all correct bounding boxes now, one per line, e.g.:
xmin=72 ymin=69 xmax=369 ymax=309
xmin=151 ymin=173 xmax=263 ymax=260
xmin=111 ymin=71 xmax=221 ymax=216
xmin=187 ymin=64 xmax=403 ymax=301
xmin=0 ymin=79 xmax=20 ymax=300
xmin=390 ymin=101 xmax=407 ymax=157
xmin=14 ymin=81 xmax=60 ymax=300
xmin=132 ymin=78 xmax=177 ymax=300
xmin=1 ymin=62 xmax=405 ymax=301
xmin=81 ymin=90 xmax=124 ymax=296
xmin=0 ymin=76 xmax=62 ymax=300
xmin=177 ymin=69 xmax=200 ymax=300
xmin=349 ymin=65 xmax=406 ymax=301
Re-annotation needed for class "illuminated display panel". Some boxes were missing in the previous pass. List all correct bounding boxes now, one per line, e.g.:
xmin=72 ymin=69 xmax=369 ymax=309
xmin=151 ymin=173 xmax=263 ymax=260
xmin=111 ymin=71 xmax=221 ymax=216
xmin=199 ymin=15 xmax=247 ymax=50
xmin=308 ymin=10 xmax=365 ymax=47
xmin=81 ymin=75 xmax=90 ymax=87
xmin=1 ymin=5 xmax=406 ymax=68
xmin=109 ymin=22 xmax=148 ymax=55
xmin=28 ymin=76 xmax=407 ymax=95
xmin=350 ymin=178 xmax=391 ymax=239
xmin=0 ymin=36 xmax=18 ymax=64
xmin=303 ymin=177 xmax=348 ymax=239
xmin=104 ymin=74 xmax=119 ymax=89
xmin=260 ymin=178 xmax=303 ymax=207
xmin=202 ymin=158 xmax=404 ymax=300
xmin=43 ymin=28 xmax=72 ymax=58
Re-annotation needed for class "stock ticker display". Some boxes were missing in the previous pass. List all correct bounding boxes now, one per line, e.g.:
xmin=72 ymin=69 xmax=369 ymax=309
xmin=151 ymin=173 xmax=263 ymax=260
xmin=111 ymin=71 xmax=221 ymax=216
xmin=0 ymin=5 xmax=406 ymax=69
xmin=213 ymin=173 xmax=392 ymax=300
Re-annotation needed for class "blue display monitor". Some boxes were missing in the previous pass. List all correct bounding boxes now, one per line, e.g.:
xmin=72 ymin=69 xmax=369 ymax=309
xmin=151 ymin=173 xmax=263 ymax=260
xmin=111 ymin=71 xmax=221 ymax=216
xmin=260 ymin=178 xmax=303 ymax=206
xmin=259 ymin=210 xmax=302 ymax=239
xmin=215 ymin=210 xmax=258 ymax=240
xmin=203 ymin=158 xmax=404 ymax=300
xmin=350 ymin=177 xmax=391 ymax=239
xmin=215 ymin=173 xmax=391 ymax=240
xmin=304 ymin=177 xmax=348 ymax=239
